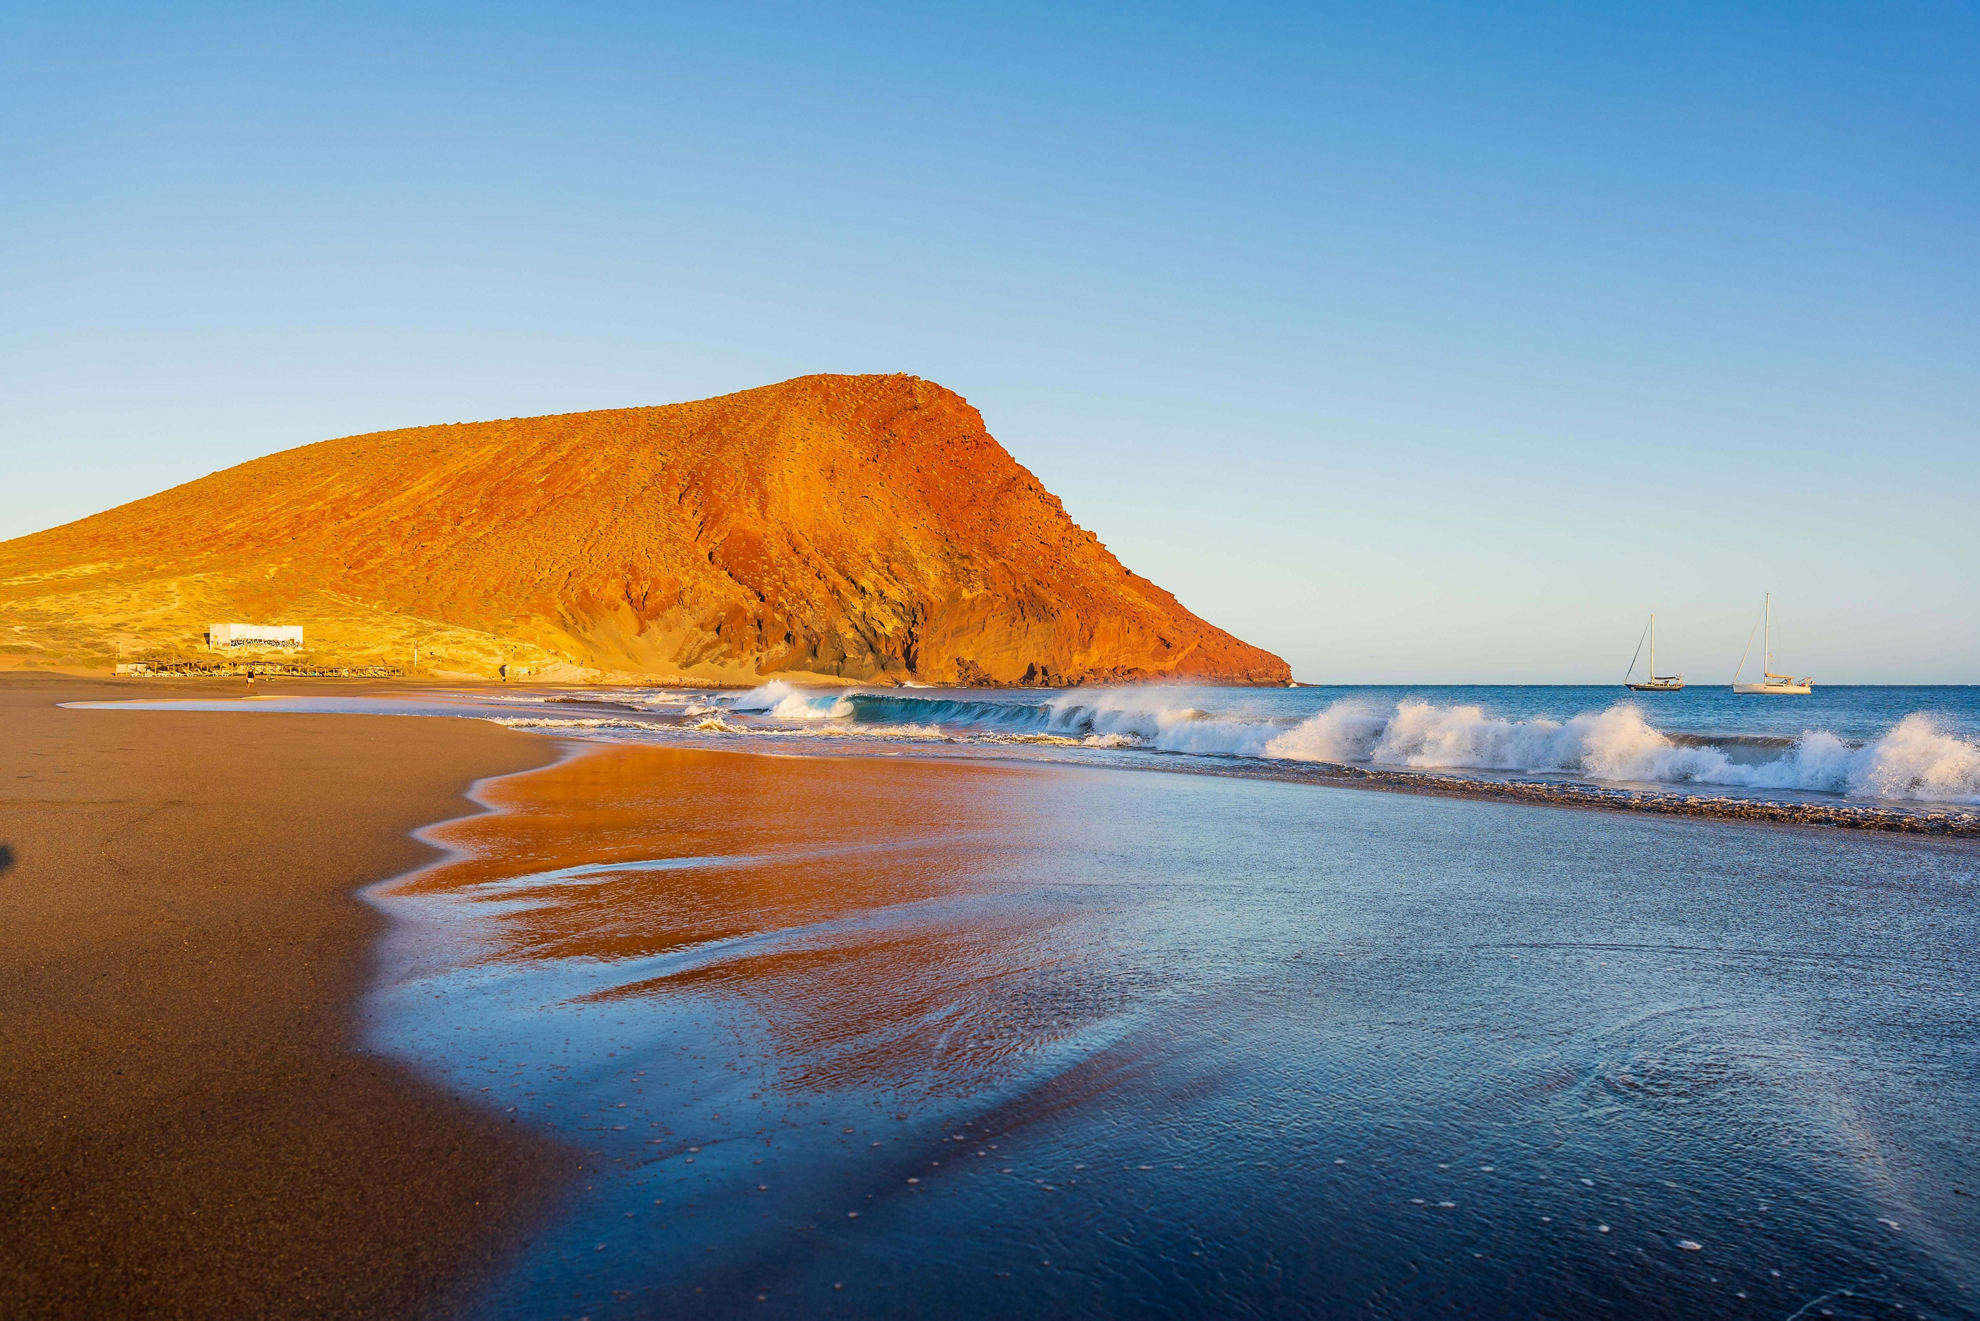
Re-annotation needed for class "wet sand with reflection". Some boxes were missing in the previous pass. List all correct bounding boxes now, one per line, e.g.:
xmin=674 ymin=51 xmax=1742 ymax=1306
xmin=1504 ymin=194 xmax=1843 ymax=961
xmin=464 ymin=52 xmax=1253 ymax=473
xmin=385 ymin=743 xmax=1118 ymax=1100
xmin=373 ymin=740 xmax=1980 ymax=1320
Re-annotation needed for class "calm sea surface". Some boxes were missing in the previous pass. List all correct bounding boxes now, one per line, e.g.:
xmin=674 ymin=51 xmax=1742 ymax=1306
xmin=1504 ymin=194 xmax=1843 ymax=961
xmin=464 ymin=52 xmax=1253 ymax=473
xmin=362 ymin=742 xmax=1979 ymax=1320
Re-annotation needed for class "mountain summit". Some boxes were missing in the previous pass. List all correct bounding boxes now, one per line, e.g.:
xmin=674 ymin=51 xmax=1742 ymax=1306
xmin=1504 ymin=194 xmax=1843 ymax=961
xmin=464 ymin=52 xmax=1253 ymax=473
xmin=0 ymin=374 xmax=1289 ymax=685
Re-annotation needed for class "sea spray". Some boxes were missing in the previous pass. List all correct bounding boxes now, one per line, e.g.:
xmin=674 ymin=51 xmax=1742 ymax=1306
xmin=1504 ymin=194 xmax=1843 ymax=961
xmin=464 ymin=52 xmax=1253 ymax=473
xmin=1257 ymin=702 xmax=1980 ymax=802
xmin=1264 ymin=701 xmax=1730 ymax=780
xmin=734 ymin=680 xmax=856 ymax=720
xmin=1729 ymin=714 xmax=1980 ymax=800
xmin=693 ymin=685 xmax=1980 ymax=803
xmin=1045 ymin=688 xmax=1284 ymax=755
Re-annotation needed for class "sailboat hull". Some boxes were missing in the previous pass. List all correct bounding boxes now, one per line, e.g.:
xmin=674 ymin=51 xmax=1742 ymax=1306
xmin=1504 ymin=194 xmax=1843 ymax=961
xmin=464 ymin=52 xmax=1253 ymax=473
xmin=1733 ymin=597 xmax=1812 ymax=695
xmin=1624 ymin=615 xmax=1682 ymax=691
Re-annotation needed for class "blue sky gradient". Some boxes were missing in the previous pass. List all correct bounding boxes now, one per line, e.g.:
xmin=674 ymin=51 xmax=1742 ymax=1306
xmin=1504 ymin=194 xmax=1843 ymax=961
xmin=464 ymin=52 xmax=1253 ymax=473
xmin=4 ymin=2 xmax=1976 ymax=680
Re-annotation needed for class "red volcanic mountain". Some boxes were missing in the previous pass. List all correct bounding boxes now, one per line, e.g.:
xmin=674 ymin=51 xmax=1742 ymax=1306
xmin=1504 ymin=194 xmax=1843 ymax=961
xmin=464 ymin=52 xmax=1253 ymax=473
xmin=0 ymin=374 xmax=1290 ymax=686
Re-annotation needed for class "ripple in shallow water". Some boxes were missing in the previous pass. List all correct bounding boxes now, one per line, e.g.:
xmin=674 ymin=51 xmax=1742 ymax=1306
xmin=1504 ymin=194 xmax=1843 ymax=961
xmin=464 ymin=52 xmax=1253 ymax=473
xmin=366 ymin=744 xmax=1978 ymax=1318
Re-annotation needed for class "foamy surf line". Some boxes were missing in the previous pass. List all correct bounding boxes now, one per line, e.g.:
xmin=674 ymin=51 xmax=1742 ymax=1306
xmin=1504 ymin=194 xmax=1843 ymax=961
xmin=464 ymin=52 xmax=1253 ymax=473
xmin=423 ymin=703 xmax=1980 ymax=838
xmin=1156 ymin=758 xmax=1980 ymax=836
xmin=65 ymin=690 xmax=1980 ymax=836
xmin=696 ymin=692 xmax=1980 ymax=834
xmin=716 ymin=683 xmax=1980 ymax=800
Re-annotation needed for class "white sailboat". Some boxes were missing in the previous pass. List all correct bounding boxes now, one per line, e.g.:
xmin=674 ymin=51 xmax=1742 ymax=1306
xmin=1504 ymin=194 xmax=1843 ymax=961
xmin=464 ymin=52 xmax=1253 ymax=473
xmin=1623 ymin=614 xmax=1684 ymax=691
xmin=1731 ymin=593 xmax=1812 ymax=695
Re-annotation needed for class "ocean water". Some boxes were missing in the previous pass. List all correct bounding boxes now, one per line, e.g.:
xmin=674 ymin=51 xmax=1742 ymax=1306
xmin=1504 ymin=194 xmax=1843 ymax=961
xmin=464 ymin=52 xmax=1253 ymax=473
xmin=80 ymin=683 xmax=1980 ymax=809
xmin=73 ymin=690 xmax=1980 ymax=1315
xmin=364 ymin=743 xmax=1980 ymax=1320
xmin=77 ymin=689 xmax=1980 ymax=812
xmin=455 ymin=683 xmax=1980 ymax=809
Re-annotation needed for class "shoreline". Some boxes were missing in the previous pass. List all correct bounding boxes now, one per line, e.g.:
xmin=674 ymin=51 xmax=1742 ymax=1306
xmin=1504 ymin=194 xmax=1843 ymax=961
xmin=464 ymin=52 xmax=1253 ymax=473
xmin=1156 ymin=757 xmax=1980 ymax=837
xmin=247 ymin=724 xmax=1980 ymax=1317
xmin=0 ymin=674 xmax=575 ymax=1319
xmin=62 ymin=677 xmax=1980 ymax=839
xmin=9 ymin=672 xmax=1973 ymax=1315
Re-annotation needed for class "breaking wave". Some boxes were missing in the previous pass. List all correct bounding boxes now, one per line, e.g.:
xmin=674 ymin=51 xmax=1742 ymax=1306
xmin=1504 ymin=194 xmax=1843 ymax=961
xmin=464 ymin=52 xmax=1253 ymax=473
xmin=710 ymin=686 xmax=1980 ymax=803
xmin=1264 ymin=703 xmax=1980 ymax=801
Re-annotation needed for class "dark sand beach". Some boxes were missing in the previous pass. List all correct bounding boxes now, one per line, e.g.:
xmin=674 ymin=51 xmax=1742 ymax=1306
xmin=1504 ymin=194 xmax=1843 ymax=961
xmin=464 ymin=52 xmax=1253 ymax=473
xmin=0 ymin=674 xmax=571 ymax=1319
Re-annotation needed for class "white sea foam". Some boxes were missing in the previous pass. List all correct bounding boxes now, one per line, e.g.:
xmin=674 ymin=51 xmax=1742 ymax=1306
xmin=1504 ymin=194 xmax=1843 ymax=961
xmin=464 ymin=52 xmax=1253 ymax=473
xmin=1265 ymin=700 xmax=1728 ymax=780
xmin=1257 ymin=701 xmax=1980 ymax=802
xmin=734 ymin=680 xmax=855 ymax=720
xmin=1724 ymin=715 xmax=1980 ymax=800
xmin=1043 ymin=689 xmax=1279 ymax=755
xmin=511 ymin=682 xmax=1980 ymax=805
xmin=485 ymin=716 xmax=657 ymax=730
xmin=762 ymin=721 xmax=951 ymax=741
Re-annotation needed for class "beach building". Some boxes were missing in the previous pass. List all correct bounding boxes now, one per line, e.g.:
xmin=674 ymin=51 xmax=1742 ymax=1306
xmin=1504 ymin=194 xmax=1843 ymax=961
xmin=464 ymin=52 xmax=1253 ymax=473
xmin=207 ymin=622 xmax=304 ymax=650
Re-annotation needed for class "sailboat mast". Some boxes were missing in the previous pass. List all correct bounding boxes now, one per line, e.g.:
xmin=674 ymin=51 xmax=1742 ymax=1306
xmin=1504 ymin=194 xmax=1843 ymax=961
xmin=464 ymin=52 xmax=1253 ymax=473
xmin=1649 ymin=614 xmax=1655 ymax=677
xmin=1764 ymin=593 xmax=1772 ymax=673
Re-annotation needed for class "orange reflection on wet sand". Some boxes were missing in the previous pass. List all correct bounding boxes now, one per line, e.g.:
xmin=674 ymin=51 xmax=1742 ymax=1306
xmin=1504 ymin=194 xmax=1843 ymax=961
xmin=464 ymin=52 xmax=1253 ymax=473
xmin=385 ymin=743 xmax=1123 ymax=1094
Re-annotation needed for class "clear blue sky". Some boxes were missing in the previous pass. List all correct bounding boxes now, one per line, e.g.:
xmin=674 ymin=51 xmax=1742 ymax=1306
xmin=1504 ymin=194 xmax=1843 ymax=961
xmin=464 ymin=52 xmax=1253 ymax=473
xmin=4 ymin=2 xmax=1976 ymax=681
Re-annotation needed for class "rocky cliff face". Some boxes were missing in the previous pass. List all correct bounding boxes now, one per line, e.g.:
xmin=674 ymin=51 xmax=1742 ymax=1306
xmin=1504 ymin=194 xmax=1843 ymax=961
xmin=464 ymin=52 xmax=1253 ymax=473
xmin=0 ymin=374 xmax=1289 ymax=685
